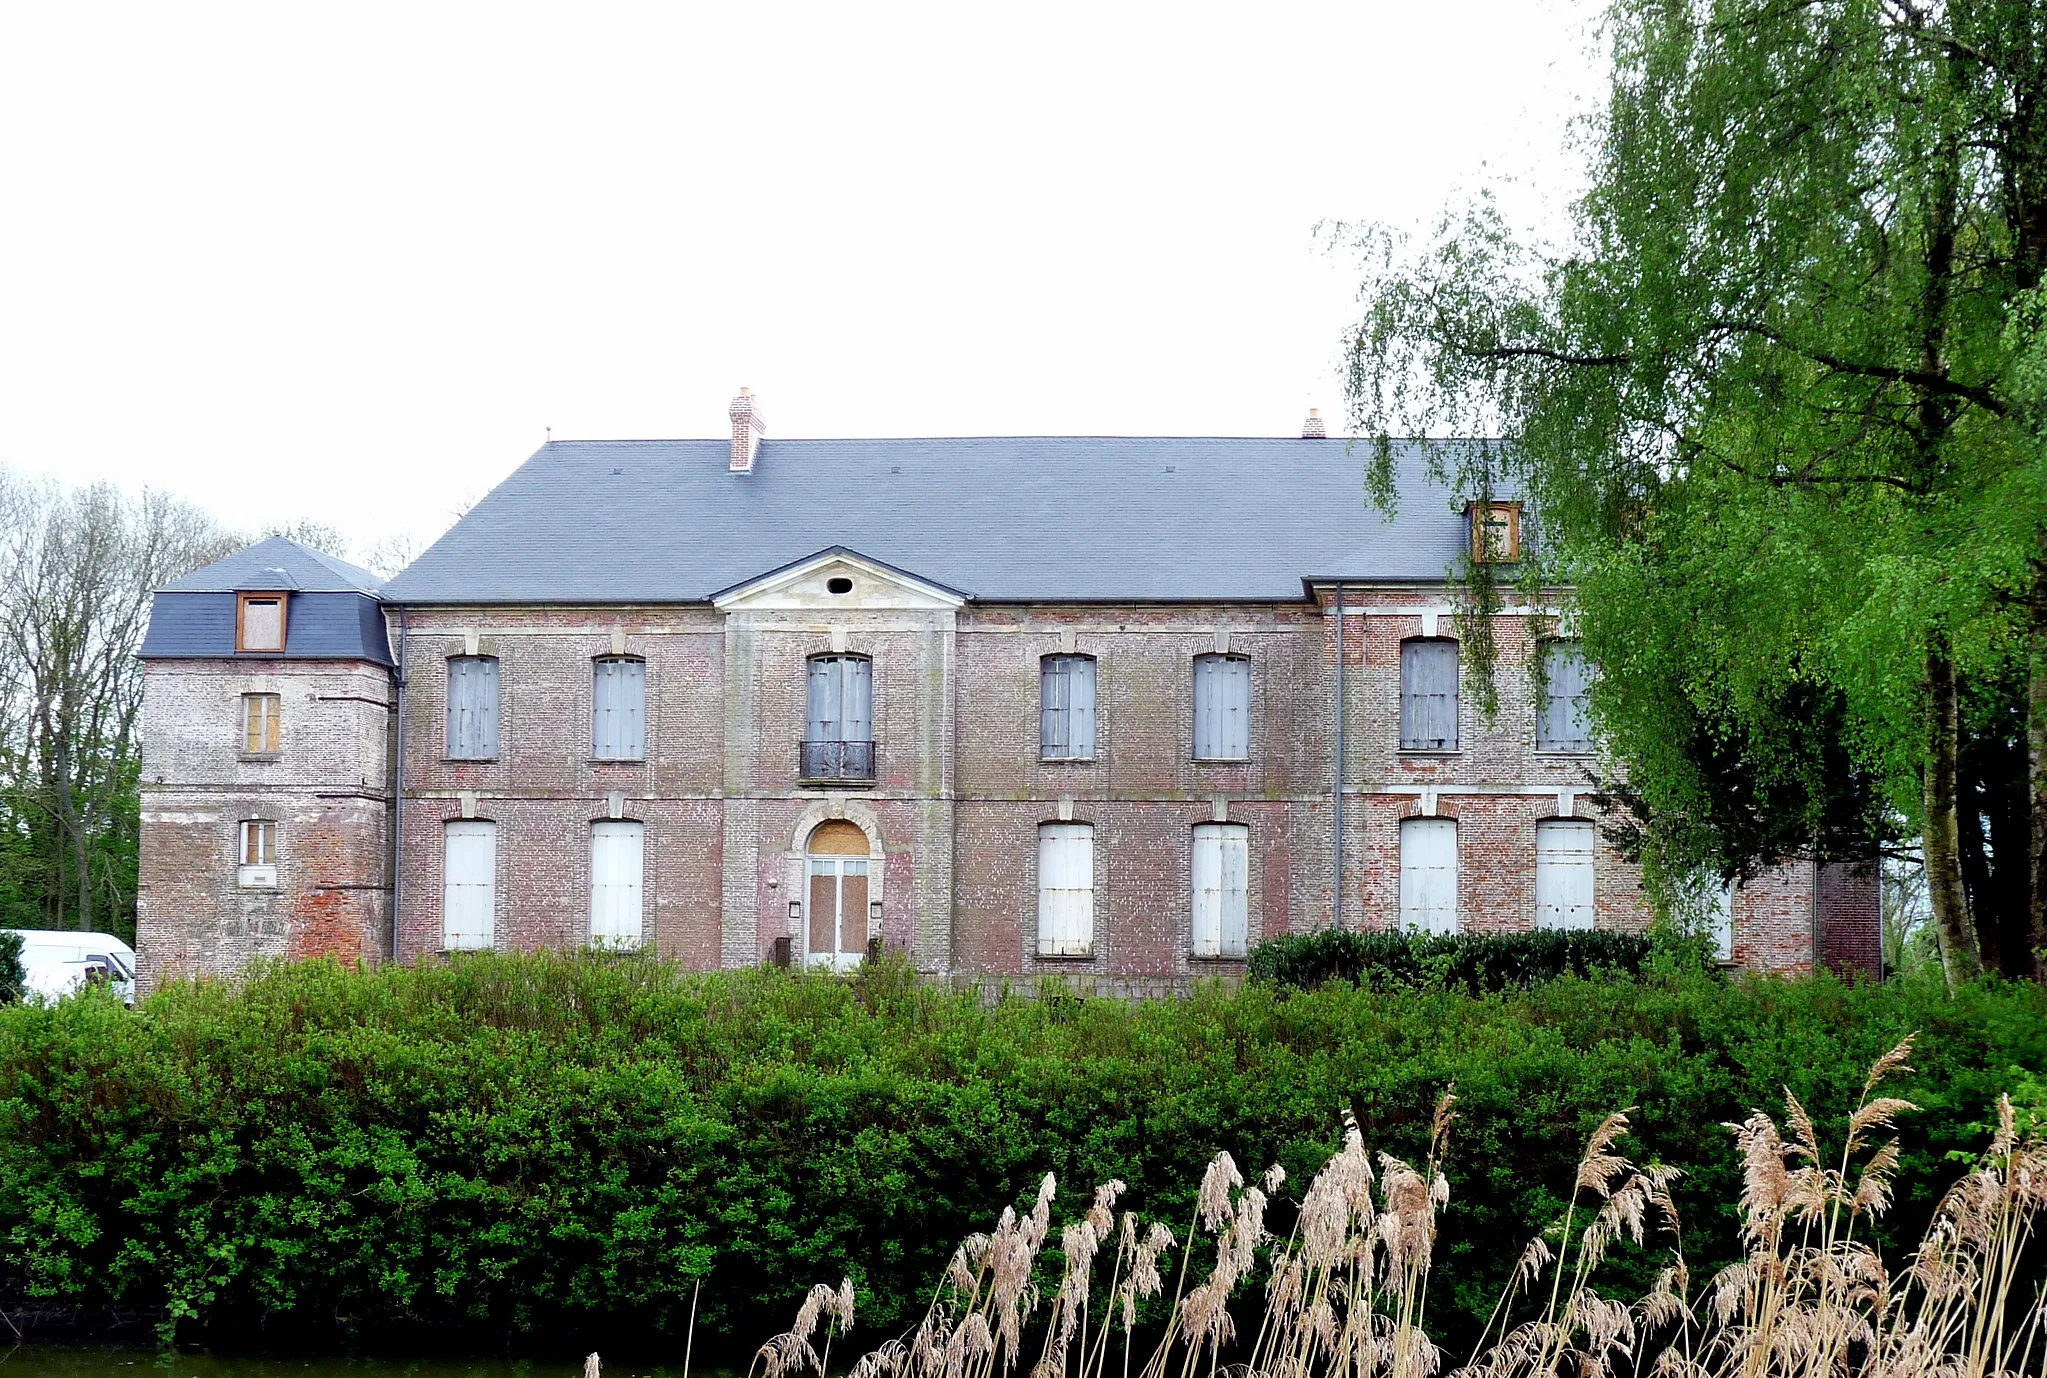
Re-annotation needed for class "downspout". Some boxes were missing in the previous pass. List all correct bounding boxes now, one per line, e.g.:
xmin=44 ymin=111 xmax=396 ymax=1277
xmin=1333 ymin=584 xmax=1345 ymax=930
xmin=390 ymin=608 xmax=407 ymax=963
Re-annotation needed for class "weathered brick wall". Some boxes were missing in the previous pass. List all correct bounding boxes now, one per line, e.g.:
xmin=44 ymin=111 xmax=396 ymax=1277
xmin=137 ymin=657 xmax=391 ymax=991
xmin=1817 ymin=859 xmax=1882 ymax=976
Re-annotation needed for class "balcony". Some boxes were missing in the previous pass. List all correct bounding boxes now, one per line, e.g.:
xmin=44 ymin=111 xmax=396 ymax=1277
xmin=799 ymin=738 xmax=877 ymax=784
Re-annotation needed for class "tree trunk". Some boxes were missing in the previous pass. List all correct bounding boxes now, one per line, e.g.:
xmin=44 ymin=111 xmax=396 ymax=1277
xmin=2030 ymin=576 xmax=2047 ymax=982
xmin=1925 ymin=643 xmax=1981 ymax=985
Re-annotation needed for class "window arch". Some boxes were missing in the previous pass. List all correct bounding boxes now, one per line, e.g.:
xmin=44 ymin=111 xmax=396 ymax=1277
xmin=1192 ymin=654 xmax=1249 ymax=761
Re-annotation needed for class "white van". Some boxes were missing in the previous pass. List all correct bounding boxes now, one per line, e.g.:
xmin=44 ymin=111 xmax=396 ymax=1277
xmin=7 ymin=930 xmax=138 ymax=1006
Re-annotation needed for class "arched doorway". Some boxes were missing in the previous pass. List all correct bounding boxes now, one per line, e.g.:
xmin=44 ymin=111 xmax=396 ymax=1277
xmin=805 ymin=820 xmax=871 ymax=970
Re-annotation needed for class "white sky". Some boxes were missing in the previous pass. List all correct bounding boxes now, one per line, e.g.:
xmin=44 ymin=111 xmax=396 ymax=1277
xmin=0 ymin=1 xmax=1603 ymax=562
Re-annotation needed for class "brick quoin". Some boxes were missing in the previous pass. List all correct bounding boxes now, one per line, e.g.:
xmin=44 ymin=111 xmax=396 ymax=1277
xmin=141 ymin=569 xmax=1878 ymax=992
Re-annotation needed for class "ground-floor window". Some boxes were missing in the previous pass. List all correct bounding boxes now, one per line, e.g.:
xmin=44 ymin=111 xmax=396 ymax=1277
xmin=807 ymin=819 xmax=870 ymax=970
xmin=590 ymin=821 xmax=645 ymax=947
xmin=1191 ymin=822 xmax=1248 ymax=957
xmin=1038 ymin=822 xmax=1095 ymax=956
xmin=443 ymin=820 xmax=497 ymax=950
xmin=1534 ymin=819 xmax=1596 ymax=929
xmin=1400 ymin=816 xmax=1458 ymax=934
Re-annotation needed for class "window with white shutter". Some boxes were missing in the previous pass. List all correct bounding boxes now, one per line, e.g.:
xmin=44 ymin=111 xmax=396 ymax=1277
xmin=1191 ymin=822 xmax=1249 ymax=957
xmin=1537 ymin=641 xmax=1594 ymax=753
xmin=589 ymin=820 xmax=645 ymax=947
xmin=446 ymin=656 xmax=500 ymax=760
xmin=1399 ymin=817 xmax=1458 ymax=933
xmin=442 ymin=820 xmax=497 ymax=950
xmin=1192 ymin=654 xmax=1250 ymax=761
xmin=592 ymin=657 xmax=646 ymax=760
xmin=1041 ymin=655 xmax=1097 ymax=760
xmin=1710 ymin=880 xmax=1736 ymax=962
xmin=1400 ymin=640 xmax=1460 ymax=751
xmin=1037 ymin=822 xmax=1095 ymax=956
xmin=1534 ymin=820 xmax=1596 ymax=929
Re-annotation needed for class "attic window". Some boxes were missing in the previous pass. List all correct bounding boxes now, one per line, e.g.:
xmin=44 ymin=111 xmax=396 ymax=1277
xmin=826 ymin=577 xmax=854 ymax=595
xmin=237 ymin=593 xmax=287 ymax=653
xmin=1468 ymin=501 xmax=1522 ymax=564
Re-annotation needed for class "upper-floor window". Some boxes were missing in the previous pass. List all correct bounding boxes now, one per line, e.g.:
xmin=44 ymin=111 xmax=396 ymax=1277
xmin=1399 ymin=816 xmax=1458 ymax=933
xmin=446 ymin=656 xmax=500 ymax=760
xmin=1038 ymin=822 xmax=1094 ymax=956
xmin=242 ymin=693 xmax=281 ymax=755
xmin=1191 ymin=822 xmax=1248 ymax=957
xmin=442 ymin=819 xmax=497 ymax=950
xmin=1536 ymin=640 xmax=1594 ymax=753
xmin=1040 ymin=655 xmax=1097 ymax=761
xmin=803 ymin=654 xmax=875 ymax=782
xmin=1400 ymin=639 xmax=1460 ymax=751
xmin=1534 ymin=819 xmax=1595 ymax=929
xmin=1192 ymin=654 xmax=1249 ymax=761
xmin=592 ymin=657 xmax=646 ymax=760
xmin=236 ymin=593 xmax=286 ymax=653
xmin=239 ymin=819 xmax=277 ymax=866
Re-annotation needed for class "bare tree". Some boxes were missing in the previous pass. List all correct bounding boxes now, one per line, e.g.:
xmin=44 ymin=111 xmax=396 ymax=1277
xmin=0 ymin=474 xmax=235 ymax=931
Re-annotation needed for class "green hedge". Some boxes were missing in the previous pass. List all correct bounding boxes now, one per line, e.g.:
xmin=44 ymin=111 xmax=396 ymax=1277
xmin=0 ymin=953 xmax=2040 ymax=1357
xmin=1246 ymin=927 xmax=1663 ymax=991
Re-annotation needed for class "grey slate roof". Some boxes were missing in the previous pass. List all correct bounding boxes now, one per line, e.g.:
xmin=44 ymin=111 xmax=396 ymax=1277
xmin=158 ymin=536 xmax=383 ymax=595
xmin=378 ymin=437 xmax=1491 ymax=606
xmin=140 ymin=590 xmax=394 ymax=665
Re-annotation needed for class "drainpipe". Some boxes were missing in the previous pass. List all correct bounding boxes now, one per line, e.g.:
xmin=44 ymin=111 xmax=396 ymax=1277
xmin=390 ymin=608 xmax=407 ymax=963
xmin=1333 ymin=584 xmax=1345 ymax=930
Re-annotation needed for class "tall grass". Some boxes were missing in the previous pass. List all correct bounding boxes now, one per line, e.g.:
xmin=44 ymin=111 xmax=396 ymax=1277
xmin=749 ymin=1041 xmax=2043 ymax=1378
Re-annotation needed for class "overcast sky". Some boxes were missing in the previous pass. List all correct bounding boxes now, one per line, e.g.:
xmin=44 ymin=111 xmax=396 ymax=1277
xmin=0 ymin=2 xmax=1603 ymax=562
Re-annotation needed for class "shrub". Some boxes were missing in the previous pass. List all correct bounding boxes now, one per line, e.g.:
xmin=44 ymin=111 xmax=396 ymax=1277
xmin=1245 ymin=926 xmax=1662 ymax=992
xmin=0 ymin=953 xmax=2038 ymax=1357
xmin=0 ymin=932 xmax=21 ymax=1005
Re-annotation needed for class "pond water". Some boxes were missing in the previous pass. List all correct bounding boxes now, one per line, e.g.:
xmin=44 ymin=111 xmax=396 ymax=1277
xmin=0 ymin=1346 xmax=698 ymax=1378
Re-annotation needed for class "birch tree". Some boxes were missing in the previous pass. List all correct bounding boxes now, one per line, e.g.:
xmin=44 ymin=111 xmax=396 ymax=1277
xmin=1346 ymin=0 xmax=2047 ymax=985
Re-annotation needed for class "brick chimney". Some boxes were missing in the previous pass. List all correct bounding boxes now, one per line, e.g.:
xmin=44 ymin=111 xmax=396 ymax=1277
xmin=1301 ymin=407 xmax=1327 ymax=439
xmin=730 ymin=387 xmax=766 ymax=472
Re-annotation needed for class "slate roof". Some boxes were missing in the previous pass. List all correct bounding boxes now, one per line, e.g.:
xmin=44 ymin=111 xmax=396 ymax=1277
xmin=158 ymin=536 xmax=383 ymax=594
xmin=377 ymin=437 xmax=1494 ymax=606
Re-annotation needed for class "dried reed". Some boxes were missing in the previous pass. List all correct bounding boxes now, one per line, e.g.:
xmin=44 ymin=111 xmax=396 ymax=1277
xmin=758 ymin=1041 xmax=2044 ymax=1378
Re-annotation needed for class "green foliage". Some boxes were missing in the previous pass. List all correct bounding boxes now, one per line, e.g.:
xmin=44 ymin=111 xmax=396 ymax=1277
xmin=0 ymin=954 xmax=2041 ymax=1357
xmin=1245 ymin=927 xmax=1660 ymax=993
xmin=0 ymin=932 xmax=21 ymax=1004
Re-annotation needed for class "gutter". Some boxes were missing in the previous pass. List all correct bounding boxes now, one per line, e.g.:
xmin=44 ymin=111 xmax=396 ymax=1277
xmin=1333 ymin=584 xmax=1345 ymax=930
xmin=390 ymin=608 xmax=407 ymax=964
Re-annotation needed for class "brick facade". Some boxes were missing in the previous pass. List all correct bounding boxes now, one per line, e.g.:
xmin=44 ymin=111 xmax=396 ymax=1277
xmin=140 ymin=560 xmax=1878 ymax=991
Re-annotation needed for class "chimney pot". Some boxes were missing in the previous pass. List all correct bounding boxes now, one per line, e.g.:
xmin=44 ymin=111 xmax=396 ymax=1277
xmin=1301 ymin=407 xmax=1327 ymax=439
xmin=730 ymin=388 xmax=766 ymax=472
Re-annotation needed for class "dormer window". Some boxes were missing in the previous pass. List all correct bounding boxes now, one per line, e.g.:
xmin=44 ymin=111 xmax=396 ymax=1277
xmin=1468 ymin=501 xmax=1522 ymax=563
xmin=236 ymin=593 xmax=287 ymax=653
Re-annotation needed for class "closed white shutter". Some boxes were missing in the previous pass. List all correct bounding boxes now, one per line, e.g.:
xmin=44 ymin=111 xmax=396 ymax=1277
xmin=442 ymin=821 xmax=497 ymax=950
xmin=1401 ymin=641 xmax=1460 ymax=750
xmin=1194 ymin=656 xmax=1249 ymax=760
xmin=1042 ymin=656 xmax=1097 ymax=759
xmin=447 ymin=657 xmax=500 ymax=759
xmin=1399 ymin=817 xmax=1458 ymax=934
xmin=1538 ymin=642 xmax=1593 ymax=753
xmin=1037 ymin=823 xmax=1095 ymax=955
xmin=1191 ymin=823 xmax=1249 ymax=957
xmin=589 ymin=821 xmax=645 ymax=947
xmin=1711 ymin=880 xmax=1736 ymax=961
xmin=1534 ymin=820 xmax=1596 ymax=929
xmin=843 ymin=657 xmax=872 ymax=741
xmin=593 ymin=659 xmax=645 ymax=759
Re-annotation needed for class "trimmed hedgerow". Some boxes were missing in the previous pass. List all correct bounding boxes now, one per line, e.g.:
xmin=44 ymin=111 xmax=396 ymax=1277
xmin=0 ymin=953 xmax=2039 ymax=1357
xmin=1245 ymin=927 xmax=1662 ymax=992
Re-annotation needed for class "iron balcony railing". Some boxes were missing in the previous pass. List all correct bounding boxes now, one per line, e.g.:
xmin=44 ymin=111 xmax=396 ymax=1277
xmin=799 ymin=738 xmax=877 ymax=783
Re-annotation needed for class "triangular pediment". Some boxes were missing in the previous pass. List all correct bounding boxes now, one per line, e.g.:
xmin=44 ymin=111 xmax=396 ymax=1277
xmin=710 ymin=548 xmax=968 ymax=612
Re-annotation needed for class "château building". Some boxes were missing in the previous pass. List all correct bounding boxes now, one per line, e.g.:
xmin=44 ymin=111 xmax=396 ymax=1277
xmin=135 ymin=393 xmax=1880 ymax=992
